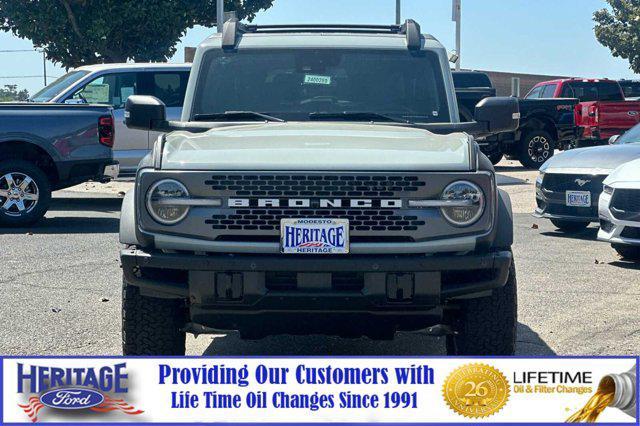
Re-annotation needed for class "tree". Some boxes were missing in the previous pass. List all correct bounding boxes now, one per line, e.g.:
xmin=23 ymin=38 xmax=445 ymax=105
xmin=594 ymin=0 xmax=640 ymax=73
xmin=0 ymin=0 xmax=274 ymax=69
xmin=0 ymin=84 xmax=30 ymax=102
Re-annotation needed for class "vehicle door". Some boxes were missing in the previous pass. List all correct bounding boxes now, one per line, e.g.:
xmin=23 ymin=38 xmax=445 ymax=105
xmin=141 ymin=71 xmax=190 ymax=147
xmin=65 ymin=71 xmax=147 ymax=172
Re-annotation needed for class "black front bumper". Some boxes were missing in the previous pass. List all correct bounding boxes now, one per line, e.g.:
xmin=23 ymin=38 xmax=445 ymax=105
xmin=121 ymin=248 xmax=512 ymax=334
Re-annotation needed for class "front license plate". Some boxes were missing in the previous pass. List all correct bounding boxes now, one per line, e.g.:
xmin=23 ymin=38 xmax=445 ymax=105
xmin=566 ymin=191 xmax=591 ymax=207
xmin=280 ymin=218 xmax=349 ymax=254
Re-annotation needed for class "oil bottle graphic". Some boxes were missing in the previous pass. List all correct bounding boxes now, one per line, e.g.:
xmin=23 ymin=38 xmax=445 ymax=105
xmin=567 ymin=366 xmax=636 ymax=423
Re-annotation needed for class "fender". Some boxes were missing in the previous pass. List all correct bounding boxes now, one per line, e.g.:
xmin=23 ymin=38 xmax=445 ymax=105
xmin=0 ymin=134 xmax=62 ymax=162
xmin=119 ymin=190 xmax=140 ymax=246
xmin=493 ymin=188 xmax=514 ymax=250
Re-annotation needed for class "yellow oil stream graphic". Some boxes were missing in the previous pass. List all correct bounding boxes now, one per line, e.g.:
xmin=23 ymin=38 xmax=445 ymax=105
xmin=566 ymin=377 xmax=615 ymax=423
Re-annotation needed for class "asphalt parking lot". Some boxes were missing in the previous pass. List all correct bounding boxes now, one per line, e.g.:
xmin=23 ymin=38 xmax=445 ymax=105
xmin=1 ymin=160 xmax=638 ymax=356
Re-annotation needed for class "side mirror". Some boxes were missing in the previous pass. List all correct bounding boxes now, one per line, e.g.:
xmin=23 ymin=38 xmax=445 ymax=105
xmin=474 ymin=97 xmax=520 ymax=134
xmin=125 ymin=95 xmax=167 ymax=130
xmin=609 ymin=134 xmax=620 ymax=145
xmin=448 ymin=50 xmax=459 ymax=64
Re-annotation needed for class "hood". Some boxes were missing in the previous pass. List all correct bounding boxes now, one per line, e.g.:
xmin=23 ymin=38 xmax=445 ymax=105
xmin=603 ymin=158 xmax=640 ymax=188
xmin=541 ymin=143 xmax=640 ymax=174
xmin=160 ymin=122 xmax=472 ymax=171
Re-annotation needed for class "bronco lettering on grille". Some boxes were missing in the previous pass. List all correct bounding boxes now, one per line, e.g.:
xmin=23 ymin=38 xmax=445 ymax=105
xmin=228 ymin=198 xmax=403 ymax=208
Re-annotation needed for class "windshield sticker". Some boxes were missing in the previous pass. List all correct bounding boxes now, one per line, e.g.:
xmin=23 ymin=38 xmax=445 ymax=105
xmin=304 ymin=74 xmax=332 ymax=85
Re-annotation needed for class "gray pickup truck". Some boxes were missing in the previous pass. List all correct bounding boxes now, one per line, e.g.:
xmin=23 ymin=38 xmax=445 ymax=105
xmin=119 ymin=20 xmax=520 ymax=355
xmin=0 ymin=103 xmax=118 ymax=226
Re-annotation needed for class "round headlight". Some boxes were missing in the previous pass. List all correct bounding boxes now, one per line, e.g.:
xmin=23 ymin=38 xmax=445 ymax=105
xmin=440 ymin=181 xmax=485 ymax=226
xmin=146 ymin=179 xmax=190 ymax=225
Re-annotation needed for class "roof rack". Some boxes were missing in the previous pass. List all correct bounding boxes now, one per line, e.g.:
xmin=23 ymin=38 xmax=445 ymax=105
xmin=221 ymin=19 xmax=422 ymax=51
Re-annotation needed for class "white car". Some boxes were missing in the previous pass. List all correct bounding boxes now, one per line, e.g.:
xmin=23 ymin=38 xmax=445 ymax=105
xmin=30 ymin=63 xmax=191 ymax=174
xmin=598 ymin=157 xmax=640 ymax=260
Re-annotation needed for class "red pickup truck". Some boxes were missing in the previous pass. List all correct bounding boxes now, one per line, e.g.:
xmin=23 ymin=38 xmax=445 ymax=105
xmin=526 ymin=78 xmax=640 ymax=146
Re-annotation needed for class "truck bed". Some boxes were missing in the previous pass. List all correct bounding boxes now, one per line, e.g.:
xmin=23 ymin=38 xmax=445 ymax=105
xmin=0 ymin=103 xmax=115 ymax=190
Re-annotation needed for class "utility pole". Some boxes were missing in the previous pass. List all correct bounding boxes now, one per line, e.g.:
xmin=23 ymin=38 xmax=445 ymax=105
xmin=217 ymin=0 xmax=224 ymax=33
xmin=42 ymin=51 xmax=47 ymax=86
xmin=452 ymin=0 xmax=461 ymax=70
xmin=395 ymin=0 xmax=401 ymax=25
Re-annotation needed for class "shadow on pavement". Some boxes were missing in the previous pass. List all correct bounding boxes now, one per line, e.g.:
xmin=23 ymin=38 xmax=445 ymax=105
xmin=200 ymin=322 xmax=555 ymax=356
xmin=496 ymin=174 xmax=529 ymax=187
xmin=540 ymin=227 xmax=598 ymax=241
xmin=50 ymin=197 xmax=123 ymax=213
xmin=0 ymin=216 xmax=120 ymax=235
xmin=609 ymin=260 xmax=640 ymax=270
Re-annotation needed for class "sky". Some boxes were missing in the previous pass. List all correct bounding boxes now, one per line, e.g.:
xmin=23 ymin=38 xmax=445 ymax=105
xmin=0 ymin=0 xmax=637 ymax=95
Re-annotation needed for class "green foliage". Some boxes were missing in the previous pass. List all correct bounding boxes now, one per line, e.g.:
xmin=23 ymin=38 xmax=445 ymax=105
xmin=0 ymin=84 xmax=30 ymax=102
xmin=0 ymin=0 xmax=274 ymax=68
xmin=594 ymin=0 xmax=640 ymax=73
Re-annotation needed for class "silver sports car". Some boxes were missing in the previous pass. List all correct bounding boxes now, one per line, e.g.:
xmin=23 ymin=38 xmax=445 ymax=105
xmin=598 ymin=158 xmax=640 ymax=260
xmin=534 ymin=124 xmax=640 ymax=232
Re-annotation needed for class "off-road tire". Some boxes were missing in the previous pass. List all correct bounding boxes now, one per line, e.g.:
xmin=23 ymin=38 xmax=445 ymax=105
xmin=0 ymin=160 xmax=51 ymax=227
xmin=446 ymin=259 xmax=517 ymax=355
xmin=612 ymin=244 xmax=640 ymax=261
xmin=518 ymin=130 xmax=555 ymax=169
xmin=550 ymin=219 xmax=589 ymax=233
xmin=122 ymin=278 xmax=187 ymax=355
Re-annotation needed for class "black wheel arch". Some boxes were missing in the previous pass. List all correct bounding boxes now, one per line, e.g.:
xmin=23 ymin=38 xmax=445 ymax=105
xmin=0 ymin=139 xmax=59 ymax=186
xmin=518 ymin=114 xmax=558 ymax=142
xmin=492 ymin=189 xmax=513 ymax=250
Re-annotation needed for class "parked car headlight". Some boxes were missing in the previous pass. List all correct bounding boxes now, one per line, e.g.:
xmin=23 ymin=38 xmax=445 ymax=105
xmin=440 ymin=181 xmax=485 ymax=226
xmin=603 ymin=184 xmax=614 ymax=195
xmin=146 ymin=179 xmax=190 ymax=225
xmin=536 ymin=172 xmax=544 ymax=188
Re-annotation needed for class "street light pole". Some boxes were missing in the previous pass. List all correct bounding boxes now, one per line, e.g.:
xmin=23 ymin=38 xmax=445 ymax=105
xmin=42 ymin=51 xmax=47 ymax=86
xmin=452 ymin=0 xmax=461 ymax=70
xmin=217 ymin=0 xmax=224 ymax=33
xmin=395 ymin=0 xmax=401 ymax=25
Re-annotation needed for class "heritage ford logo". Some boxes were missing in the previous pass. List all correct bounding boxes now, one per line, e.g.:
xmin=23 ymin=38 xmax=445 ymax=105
xmin=16 ymin=363 xmax=143 ymax=422
xmin=40 ymin=388 xmax=104 ymax=410
xmin=228 ymin=198 xmax=402 ymax=208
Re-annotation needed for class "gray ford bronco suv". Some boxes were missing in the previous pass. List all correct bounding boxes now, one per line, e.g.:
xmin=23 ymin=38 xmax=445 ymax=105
xmin=119 ymin=20 xmax=520 ymax=355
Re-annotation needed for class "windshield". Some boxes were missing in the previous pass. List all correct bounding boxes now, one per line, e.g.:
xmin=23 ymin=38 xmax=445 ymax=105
xmin=615 ymin=124 xmax=640 ymax=144
xmin=30 ymin=70 xmax=89 ymax=102
xmin=193 ymin=49 xmax=450 ymax=123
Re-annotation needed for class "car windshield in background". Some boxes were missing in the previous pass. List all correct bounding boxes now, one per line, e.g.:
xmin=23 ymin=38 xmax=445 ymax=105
xmin=615 ymin=123 xmax=640 ymax=144
xmin=193 ymin=49 xmax=450 ymax=123
xmin=30 ymin=70 xmax=89 ymax=102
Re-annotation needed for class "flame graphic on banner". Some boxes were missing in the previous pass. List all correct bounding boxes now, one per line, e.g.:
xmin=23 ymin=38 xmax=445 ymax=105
xmin=18 ymin=397 xmax=45 ymax=423
xmin=18 ymin=394 xmax=143 ymax=422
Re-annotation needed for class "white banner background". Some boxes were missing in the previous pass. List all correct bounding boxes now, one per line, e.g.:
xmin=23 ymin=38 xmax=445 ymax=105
xmin=2 ymin=357 xmax=636 ymax=423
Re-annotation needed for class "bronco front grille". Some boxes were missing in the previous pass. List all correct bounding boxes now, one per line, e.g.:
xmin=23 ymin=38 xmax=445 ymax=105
xmin=204 ymin=174 xmax=426 ymax=197
xmin=205 ymin=209 xmax=425 ymax=232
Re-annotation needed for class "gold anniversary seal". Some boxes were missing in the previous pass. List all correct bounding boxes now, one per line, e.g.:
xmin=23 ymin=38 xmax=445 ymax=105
xmin=443 ymin=363 xmax=510 ymax=418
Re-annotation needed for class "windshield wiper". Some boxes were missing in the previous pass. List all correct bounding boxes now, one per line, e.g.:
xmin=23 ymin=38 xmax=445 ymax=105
xmin=192 ymin=111 xmax=285 ymax=122
xmin=309 ymin=111 xmax=413 ymax=124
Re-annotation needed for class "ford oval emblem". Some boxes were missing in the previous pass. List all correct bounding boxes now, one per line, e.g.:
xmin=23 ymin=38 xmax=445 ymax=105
xmin=40 ymin=388 xmax=104 ymax=410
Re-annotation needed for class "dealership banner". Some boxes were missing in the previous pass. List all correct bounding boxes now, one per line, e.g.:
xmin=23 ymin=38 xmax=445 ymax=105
xmin=1 ymin=357 xmax=637 ymax=424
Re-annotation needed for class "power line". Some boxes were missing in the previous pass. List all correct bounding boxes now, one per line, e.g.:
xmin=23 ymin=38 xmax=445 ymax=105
xmin=0 ymin=49 xmax=38 ymax=53
xmin=0 ymin=75 xmax=60 ymax=79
